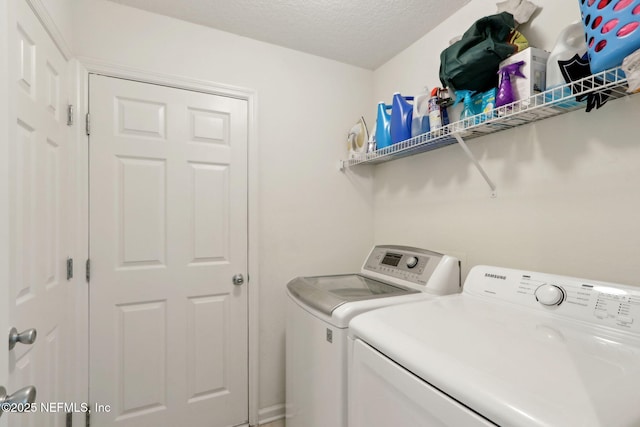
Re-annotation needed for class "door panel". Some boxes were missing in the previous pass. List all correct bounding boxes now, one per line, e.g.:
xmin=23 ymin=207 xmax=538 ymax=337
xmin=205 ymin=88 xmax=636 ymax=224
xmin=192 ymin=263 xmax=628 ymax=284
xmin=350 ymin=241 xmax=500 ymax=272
xmin=349 ymin=339 xmax=495 ymax=427
xmin=9 ymin=0 xmax=71 ymax=425
xmin=89 ymin=75 xmax=248 ymax=427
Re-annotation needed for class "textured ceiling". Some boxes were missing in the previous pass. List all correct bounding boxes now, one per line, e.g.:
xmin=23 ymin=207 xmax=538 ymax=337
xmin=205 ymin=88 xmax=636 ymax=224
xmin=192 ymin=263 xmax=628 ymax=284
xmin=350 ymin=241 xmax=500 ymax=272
xmin=108 ymin=0 xmax=472 ymax=69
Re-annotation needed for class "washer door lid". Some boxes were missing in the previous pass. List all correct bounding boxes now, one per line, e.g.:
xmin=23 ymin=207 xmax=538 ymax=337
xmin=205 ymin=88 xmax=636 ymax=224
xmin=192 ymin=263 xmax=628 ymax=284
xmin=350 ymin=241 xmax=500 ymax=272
xmin=287 ymin=274 xmax=415 ymax=315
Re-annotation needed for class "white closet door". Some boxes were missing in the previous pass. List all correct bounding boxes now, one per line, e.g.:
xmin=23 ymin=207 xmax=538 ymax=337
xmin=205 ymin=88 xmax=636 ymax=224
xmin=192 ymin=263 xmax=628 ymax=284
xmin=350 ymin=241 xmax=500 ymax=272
xmin=89 ymin=74 xmax=248 ymax=427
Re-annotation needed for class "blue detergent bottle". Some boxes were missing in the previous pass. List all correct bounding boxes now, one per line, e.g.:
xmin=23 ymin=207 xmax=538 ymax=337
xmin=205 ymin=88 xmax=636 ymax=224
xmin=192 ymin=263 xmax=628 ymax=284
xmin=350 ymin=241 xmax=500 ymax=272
xmin=390 ymin=93 xmax=415 ymax=144
xmin=375 ymin=102 xmax=393 ymax=150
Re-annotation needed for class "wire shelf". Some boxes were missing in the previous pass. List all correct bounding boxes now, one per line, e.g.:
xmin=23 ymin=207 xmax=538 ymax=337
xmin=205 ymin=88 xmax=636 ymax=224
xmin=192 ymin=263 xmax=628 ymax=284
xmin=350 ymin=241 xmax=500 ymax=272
xmin=342 ymin=66 xmax=631 ymax=169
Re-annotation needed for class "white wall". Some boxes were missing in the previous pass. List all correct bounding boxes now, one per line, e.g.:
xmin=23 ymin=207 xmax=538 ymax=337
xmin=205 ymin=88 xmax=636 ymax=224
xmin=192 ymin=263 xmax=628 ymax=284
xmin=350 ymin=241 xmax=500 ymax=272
xmin=372 ymin=0 xmax=640 ymax=286
xmin=72 ymin=0 xmax=375 ymax=417
xmin=39 ymin=0 xmax=73 ymax=43
xmin=26 ymin=0 xmax=74 ymax=59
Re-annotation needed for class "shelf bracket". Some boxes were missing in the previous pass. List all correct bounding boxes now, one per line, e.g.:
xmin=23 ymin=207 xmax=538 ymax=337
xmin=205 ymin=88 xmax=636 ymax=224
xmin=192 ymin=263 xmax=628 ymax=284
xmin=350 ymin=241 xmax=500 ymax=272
xmin=453 ymin=133 xmax=497 ymax=198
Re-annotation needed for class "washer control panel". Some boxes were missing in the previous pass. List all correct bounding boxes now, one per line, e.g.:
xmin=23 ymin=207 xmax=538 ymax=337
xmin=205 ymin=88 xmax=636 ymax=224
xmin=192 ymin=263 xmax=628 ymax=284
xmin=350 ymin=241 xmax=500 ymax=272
xmin=363 ymin=245 xmax=443 ymax=287
xmin=465 ymin=266 xmax=640 ymax=334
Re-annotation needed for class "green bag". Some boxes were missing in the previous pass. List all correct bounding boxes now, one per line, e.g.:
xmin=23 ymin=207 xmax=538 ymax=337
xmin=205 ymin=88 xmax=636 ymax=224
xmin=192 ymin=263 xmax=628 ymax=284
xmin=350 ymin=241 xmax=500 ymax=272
xmin=439 ymin=12 xmax=528 ymax=92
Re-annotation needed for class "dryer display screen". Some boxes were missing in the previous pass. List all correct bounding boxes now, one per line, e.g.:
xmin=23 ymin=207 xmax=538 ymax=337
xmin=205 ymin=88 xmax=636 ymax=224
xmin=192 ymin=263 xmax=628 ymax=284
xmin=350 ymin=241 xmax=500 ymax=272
xmin=381 ymin=253 xmax=402 ymax=267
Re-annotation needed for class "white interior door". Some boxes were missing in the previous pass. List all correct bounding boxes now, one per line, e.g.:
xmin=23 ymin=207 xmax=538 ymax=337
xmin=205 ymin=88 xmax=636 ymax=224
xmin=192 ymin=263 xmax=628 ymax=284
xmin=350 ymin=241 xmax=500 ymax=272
xmin=7 ymin=0 xmax=72 ymax=425
xmin=88 ymin=74 xmax=249 ymax=427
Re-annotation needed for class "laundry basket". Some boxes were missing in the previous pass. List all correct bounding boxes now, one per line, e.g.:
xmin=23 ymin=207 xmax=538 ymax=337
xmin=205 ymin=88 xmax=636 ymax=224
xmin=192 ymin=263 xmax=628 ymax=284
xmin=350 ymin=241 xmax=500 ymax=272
xmin=580 ymin=0 xmax=640 ymax=73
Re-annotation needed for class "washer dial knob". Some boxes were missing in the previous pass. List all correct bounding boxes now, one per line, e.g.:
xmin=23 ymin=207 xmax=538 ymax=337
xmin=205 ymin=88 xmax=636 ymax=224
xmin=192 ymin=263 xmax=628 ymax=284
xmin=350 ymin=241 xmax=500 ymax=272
xmin=535 ymin=284 xmax=565 ymax=306
xmin=406 ymin=256 xmax=419 ymax=269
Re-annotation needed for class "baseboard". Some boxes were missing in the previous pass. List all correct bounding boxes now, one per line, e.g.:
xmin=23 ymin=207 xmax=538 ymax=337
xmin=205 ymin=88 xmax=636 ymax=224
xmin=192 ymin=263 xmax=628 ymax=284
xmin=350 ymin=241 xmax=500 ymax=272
xmin=258 ymin=403 xmax=285 ymax=425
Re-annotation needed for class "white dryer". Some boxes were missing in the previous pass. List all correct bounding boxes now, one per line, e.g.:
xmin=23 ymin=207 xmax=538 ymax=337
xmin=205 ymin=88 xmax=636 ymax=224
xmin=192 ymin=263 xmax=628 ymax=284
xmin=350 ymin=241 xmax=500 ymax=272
xmin=348 ymin=265 xmax=640 ymax=427
xmin=285 ymin=245 xmax=461 ymax=427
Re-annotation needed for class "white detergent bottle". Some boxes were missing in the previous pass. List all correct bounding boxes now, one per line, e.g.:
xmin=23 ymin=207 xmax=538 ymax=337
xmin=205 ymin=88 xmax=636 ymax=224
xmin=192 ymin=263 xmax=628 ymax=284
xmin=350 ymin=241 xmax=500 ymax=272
xmin=546 ymin=21 xmax=588 ymax=89
xmin=411 ymin=87 xmax=431 ymax=137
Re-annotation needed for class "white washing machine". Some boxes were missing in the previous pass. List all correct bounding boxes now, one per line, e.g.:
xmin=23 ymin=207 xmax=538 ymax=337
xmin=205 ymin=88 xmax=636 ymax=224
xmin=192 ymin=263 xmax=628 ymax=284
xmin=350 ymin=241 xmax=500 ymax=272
xmin=285 ymin=245 xmax=461 ymax=427
xmin=348 ymin=265 xmax=640 ymax=427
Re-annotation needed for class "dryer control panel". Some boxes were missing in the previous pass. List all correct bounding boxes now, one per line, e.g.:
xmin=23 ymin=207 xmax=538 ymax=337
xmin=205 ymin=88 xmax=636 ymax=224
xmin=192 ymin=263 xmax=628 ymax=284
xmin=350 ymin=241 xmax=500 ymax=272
xmin=465 ymin=266 xmax=640 ymax=334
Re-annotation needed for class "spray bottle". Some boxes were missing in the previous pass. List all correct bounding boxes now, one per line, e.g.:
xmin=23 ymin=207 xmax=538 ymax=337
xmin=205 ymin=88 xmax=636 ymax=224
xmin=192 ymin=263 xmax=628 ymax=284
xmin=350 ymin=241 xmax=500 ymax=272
xmin=453 ymin=90 xmax=476 ymax=122
xmin=496 ymin=60 xmax=525 ymax=108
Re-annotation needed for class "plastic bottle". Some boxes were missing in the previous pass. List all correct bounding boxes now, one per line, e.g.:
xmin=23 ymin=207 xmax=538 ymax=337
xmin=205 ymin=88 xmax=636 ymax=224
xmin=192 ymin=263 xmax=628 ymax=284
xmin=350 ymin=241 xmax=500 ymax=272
xmin=480 ymin=88 xmax=497 ymax=121
xmin=453 ymin=90 xmax=476 ymax=122
xmin=375 ymin=102 xmax=393 ymax=150
xmin=546 ymin=21 xmax=588 ymax=89
xmin=411 ymin=87 xmax=431 ymax=137
xmin=441 ymin=101 xmax=450 ymax=127
xmin=390 ymin=93 xmax=414 ymax=144
xmin=496 ymin=61 xmax=526 ymax=108
xmin=428 ymin=88 xmax=443 ymax=131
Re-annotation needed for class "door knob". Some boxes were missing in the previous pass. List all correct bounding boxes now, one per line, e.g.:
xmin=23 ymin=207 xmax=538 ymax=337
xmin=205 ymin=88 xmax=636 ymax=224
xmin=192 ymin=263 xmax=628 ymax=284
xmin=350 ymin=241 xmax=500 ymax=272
xmin=0 ymin=385 xmax=36 ymax=416
xmin=232 ymin=274 xmax=244 ymax=286
xmin=8 ymin=327 xmax=37 ymax=350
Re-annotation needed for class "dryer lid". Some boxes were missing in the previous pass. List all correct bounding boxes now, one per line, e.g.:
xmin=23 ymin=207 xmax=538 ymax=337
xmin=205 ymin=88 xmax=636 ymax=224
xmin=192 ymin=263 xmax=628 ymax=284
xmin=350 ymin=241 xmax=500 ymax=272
xmin=350 ymin=294 xmax=640 ymax=427
xmin=287 ymin=274 xmax=417 ymax=316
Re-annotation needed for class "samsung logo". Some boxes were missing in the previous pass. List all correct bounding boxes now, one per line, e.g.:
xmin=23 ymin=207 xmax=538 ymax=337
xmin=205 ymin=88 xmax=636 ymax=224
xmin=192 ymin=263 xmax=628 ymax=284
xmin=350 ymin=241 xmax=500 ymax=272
xmin=485 ymin=273 xmax=506 ymax=280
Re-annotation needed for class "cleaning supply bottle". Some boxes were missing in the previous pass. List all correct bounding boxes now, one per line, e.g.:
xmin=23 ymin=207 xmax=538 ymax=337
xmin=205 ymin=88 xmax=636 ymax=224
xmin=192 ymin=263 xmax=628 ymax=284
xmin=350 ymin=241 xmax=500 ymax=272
xmin=390 ymin=93 xmax=414 ymax=144
xmin=546 ymin=21 xmax=588 ymax=89
xmin=375 ymin=102 xmax=393 ymax=150
xmin=480 ymin=88 xmax=497 ymax=121
xmin=411 ymin=87 xmax=430 ymax=137
xmin=428 ymin=88 xmax=444 ymax=131
xmin=496 ymin=61 xmax=525 ymax=108
xmin=441 ymin=93 xmax=450 ymax=127
xmin=453 ymin=90 xmax=476 ymax=122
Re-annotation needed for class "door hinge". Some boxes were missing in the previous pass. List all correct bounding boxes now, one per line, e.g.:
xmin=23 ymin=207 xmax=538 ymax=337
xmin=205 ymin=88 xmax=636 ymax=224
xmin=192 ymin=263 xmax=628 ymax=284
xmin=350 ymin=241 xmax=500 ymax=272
xmin=85 ymin=113 xmax=91 ymax=136
xmin=66 ymin=257 xmax=73 ymax=281
xmin=67 ymin=105 xmax=74 ymax=126
xmin=86 ymin=259 xmax=91 ymax=282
